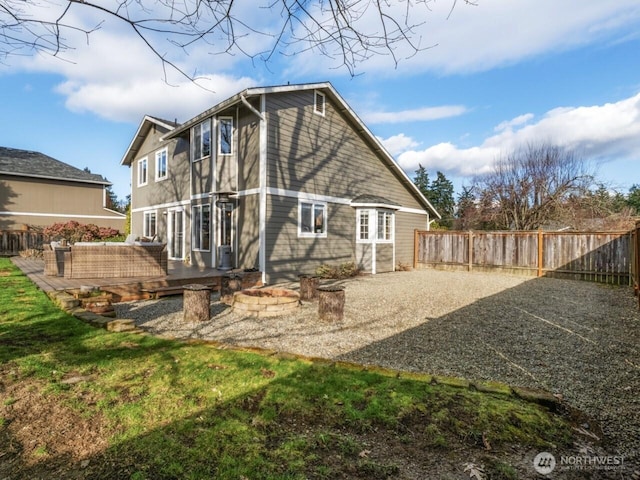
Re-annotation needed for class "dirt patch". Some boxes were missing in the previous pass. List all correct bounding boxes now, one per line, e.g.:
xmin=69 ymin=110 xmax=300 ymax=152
xmin=0 ymin=365 xmax=110 ymax=479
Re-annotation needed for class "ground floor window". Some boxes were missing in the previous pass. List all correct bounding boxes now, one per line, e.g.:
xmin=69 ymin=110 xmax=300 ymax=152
xmin=299 ymin=201 xmax=327 ymax=237
xmin=143 ymin=210 xmax=157 ymax=238
xmin=192 ymin=204 xmax=211 ymax=251
xmin=377 ymin=210 xmax=393 ymax=241
xmin=357 ymin=208 xmax=394 ymax=243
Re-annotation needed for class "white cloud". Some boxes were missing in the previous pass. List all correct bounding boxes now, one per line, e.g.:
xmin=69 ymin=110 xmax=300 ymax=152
xmin=363 ymin=105 xmax=467 ymax=124
xmin=378 ymin=134 xmax=420 ymax=157
xmin=55 ymin=74 xmax=256 ymax=123
xmin=284 ymin=0 xmax=640 ymax=76
xmin=494 ymin=114 xmax=534 ymax=133
xmin=396 ymin=92 xmax=640 ymax=179
xmin=8 ymin=6 xmax=260 ymax=123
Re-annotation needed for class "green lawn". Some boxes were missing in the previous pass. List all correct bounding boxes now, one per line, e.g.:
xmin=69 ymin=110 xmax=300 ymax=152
xmin=0 ymin=258 xmax=574 ymax=479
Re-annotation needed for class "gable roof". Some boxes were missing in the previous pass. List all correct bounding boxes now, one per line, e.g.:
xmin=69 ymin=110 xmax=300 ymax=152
xmin=0 ymin=147 xmax=110 ymax=185
xmin=120 ymin=115 xmax=178 ymax=166
xmin=163 ymin=82 xmax=440 ymax=219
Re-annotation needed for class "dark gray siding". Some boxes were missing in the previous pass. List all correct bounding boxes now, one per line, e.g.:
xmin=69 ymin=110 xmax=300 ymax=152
xmin=132 ymin=128 xmax=190 ymax=210
xmin=139 ymin=140 xmax=189 ymax=209
xmin=192 ymin=156 xmax=212 ymax=196
xmin=265 ymin=90 xmax=424 ymax=210
xmin=355 ymin=243 xmax=372 ymax=272
xmin=237 ymin=104 xmax=261 ymax=192
xmin=129 ymin=124 xmax=190 ymax=243
xmin=376 ymin=244 xmax=394 ymax=273
xmin=265 ymin=195 xmax=354 ymax=283
xmin=236 ymin=193 xmax=260 ymax=270
xmin=396 ymin=211 xmax=427 ymax=267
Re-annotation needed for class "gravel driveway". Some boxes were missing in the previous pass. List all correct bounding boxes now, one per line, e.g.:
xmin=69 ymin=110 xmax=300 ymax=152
xmin=115 ymin=269 xmax=640 ymax=467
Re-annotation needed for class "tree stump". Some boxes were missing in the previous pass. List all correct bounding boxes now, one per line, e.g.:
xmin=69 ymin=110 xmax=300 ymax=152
xmin=317 ymin=286 xmax=345 ymax=322
xmin=183 ymin=284 xmax=211 ymax=322
xmin=221 ymin=274 xmax=243 ymax=305
xmin=299 ymin=275 xmax=320 ymax=301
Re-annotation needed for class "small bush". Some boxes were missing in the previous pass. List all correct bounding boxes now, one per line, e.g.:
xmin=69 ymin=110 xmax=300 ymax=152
xmin=43 ymin=221 xmax=121 ymax=243
xmin=315 ymin=262 xmax=360 ymax=279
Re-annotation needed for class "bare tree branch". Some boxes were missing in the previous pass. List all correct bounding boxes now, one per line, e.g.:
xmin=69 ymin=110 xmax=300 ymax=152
xmin=0 ymin=0 xmax=476 ymax=79
xmin=472 ymin=142 xmax=595 ymax=230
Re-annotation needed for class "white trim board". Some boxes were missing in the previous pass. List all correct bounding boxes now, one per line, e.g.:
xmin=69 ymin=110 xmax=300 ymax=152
xmin=266 ymin=188 xmax=351 ymax=205
xmin=131 ymin=199 xmax=190 ymax=213
xmin=0 ymin=211 xmax=126 ymax=220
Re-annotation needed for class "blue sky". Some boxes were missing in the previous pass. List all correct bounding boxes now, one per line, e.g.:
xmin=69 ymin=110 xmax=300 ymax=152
xmin=2 ymin=0 xmax=639 ymax=201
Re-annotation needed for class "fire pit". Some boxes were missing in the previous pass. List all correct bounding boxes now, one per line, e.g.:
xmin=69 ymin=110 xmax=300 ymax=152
xmin=232 ymin=288 xmax=300 ymax=318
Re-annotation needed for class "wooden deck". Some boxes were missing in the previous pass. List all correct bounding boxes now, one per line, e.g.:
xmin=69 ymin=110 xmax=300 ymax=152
xmin=11 ymin=257 xmax=262 ymax=302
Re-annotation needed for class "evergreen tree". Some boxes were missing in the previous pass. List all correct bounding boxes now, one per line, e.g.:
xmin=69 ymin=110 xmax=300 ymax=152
xmin=413 ymin=164 xmax=430 ymax=198
xmin=455 ymin=185 xmax=479 ymax=229
xmin=429 ymin=171 xmax=455 ymax=228
xmin=628 ymin=184 xmax=640 ymax=214
xmin=105 ymin=185 xmax=122 ymax=212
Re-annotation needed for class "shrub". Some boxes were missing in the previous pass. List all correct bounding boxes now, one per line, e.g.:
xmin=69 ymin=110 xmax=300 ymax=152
xmin=315 ymin=262 xmax=360 ymax=279
xmin=43 ymin=221 xmax=121 ymax=243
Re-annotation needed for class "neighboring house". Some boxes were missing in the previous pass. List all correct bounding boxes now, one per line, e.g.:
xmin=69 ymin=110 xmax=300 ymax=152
xmin=0 ymin=147 xmax=126 ymax=231
xmin=121 ymin=83 xmax=440 ymax=283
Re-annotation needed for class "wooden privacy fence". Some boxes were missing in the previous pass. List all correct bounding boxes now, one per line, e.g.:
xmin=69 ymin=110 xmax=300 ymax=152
xmin=414 ymin=229 xmax=634 ymax=285
xmin=632 ymin=221 xmax=640 ymax=307
xmin=0 ymin=231 xmax=47 ymax=256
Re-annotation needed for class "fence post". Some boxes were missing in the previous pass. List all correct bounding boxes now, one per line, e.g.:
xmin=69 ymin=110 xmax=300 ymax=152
xmin=537 ymin=229 xmax=544 ymax=277
xmin=413 ymin=229 xmax=419 ymax=269
xmin=468 ymin=231 xmax=473 ymax=272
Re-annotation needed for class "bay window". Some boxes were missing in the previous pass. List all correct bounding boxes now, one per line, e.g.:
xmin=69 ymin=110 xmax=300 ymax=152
xmin=357 ymin=209 xmax=394 ymax=243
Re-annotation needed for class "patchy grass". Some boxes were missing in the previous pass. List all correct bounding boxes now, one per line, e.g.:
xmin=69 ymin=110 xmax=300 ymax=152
xmin=0 ymin=258 xmax=576 ymax=479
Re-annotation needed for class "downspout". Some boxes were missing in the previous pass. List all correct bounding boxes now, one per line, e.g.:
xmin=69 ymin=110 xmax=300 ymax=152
xmin=258 ymin=94 xmax=267 ymax=284
xmin=427 ymin=217 xmax=435 ymax=231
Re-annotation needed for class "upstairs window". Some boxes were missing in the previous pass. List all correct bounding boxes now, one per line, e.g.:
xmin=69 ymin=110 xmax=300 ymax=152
xmin=155 ymin=148 xmax=168 ymax=181
xmin=137 ymin=157 xmax=148 ymax=186
xmin=299 ymin=201 xmax=327 ymax=238
xmin=218 ymin=117 xmax=233 ymax=155
xmin=192 ymin=120 xmax=211 ymax=161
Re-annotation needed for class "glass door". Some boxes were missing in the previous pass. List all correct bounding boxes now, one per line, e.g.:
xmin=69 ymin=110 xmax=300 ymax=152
xmin=168 ymin=208 xmax=184 ymax=260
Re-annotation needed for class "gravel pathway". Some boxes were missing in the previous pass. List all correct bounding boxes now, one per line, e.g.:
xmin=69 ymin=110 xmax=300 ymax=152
xmin=114 ymin=269 xmax=640 ymax=467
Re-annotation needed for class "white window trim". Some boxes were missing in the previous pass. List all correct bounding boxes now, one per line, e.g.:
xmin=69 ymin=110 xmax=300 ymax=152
xmin=192 ymin=204 xmax=211 ymax=252
xmin=143 ymin=209 xmax=157 ymax=238
xmin=356 ymin=208 xmax=394 ymax=244
xmin=298 ymin=200 xmax=327 ymax=238
xmin=218 ymin=116 xmax=234 ymax=156
xmin=192 ymin=119 xmax=211 ymax=162
xmin=357 ymin=209 xmax=371 ymax=243
xmin=314 ymin=90 xmax=326 ymax=116
xmin=137 ymin=157 xmax=148 ymax=187
xmin=155 ymin=148 xmax=168 ymax=181
xmin=167 ymin=207 xmax=185 ymax=261
xmin=376 ymin=210 xmax=394 ymax=243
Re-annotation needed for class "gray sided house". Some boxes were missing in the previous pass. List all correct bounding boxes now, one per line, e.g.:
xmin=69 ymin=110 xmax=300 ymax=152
xmin=0 ymin=147 xmax=126 ymax=231
xmin=121 ymin=83 xmax=439 ymax=283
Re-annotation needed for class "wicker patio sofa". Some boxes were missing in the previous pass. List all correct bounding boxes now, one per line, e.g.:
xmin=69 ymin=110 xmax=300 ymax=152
xmin=43 ymin=244 xmax=71 ymax=276
xmin=62 ymin=243 xmax=168 ymax=279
